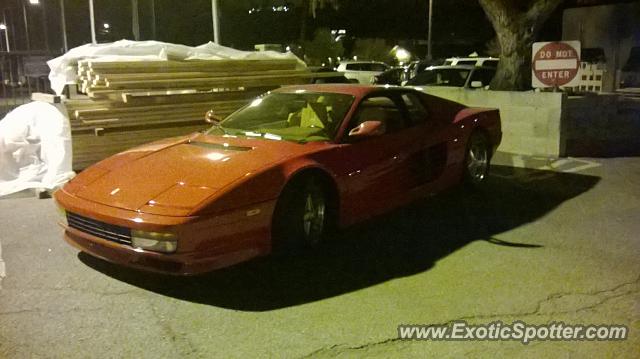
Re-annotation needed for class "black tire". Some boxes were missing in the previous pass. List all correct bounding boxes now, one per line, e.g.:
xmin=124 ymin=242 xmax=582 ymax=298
xmin=464 ymin=131 xmax=491 ymax=186
xmin=272 ymin=176 xmax=329 ymax=252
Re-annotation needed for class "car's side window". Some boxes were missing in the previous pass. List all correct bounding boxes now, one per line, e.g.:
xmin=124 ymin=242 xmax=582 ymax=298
xmin=349 ymin=96 xmax=407 ymax=136
xmin=370 ymin=63 xmax=387 ymax=72
xmin=469 ymin=69 xmax=496 ymax=87
xmin=346 ymin=63 xmax=361 ymax=71
xmin=400 ymin=92 xmax=430 ymax=126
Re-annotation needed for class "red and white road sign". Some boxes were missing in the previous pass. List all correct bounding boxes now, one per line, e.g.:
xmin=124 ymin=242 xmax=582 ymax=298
xmin=532 ymin=41 xmax=581 ymax=88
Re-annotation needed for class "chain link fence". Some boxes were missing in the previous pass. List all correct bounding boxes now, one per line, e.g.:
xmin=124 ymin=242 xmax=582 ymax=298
xmin=1 ymin=51 xmax=59 ymax=118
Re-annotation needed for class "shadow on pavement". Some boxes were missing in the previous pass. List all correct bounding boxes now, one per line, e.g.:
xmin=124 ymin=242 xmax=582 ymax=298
xmin=80 ymin=165 xmax=600 ymax=311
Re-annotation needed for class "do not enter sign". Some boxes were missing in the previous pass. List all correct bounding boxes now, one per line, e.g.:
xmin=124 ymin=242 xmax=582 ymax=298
xmin=532 ymin=41 xmax=581 ymax=88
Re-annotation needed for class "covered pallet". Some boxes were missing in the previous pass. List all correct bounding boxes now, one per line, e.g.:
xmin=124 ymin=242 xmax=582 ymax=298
xmin=46 ymin=41 xmax=319 ymax=170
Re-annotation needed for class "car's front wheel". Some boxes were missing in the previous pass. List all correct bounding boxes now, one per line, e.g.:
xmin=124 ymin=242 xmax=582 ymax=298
xmin=464 ymin=131 xmax=491 ymax=185
xmin=272 ymin=176 xmax=328 ymax=252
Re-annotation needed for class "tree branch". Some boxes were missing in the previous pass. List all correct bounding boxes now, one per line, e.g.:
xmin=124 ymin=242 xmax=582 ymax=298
xmin=526 ymin=0 xmax=565 ymax=30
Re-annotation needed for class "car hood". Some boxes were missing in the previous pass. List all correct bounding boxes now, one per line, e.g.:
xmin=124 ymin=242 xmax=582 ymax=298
xmin=68 ymin=133 xmax=309 ymax=216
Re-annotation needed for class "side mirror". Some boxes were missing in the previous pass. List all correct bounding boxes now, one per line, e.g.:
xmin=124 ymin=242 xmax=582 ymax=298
xmin=348 ymin=120 xmax=385 ymax=138
xmin=470 ymin=81 xmax=483 ymax=89
xmin=205 ymin=109 xmax=223 ymax=125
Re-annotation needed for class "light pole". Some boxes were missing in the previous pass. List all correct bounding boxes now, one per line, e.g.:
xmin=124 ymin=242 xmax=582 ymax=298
xmin=22 ymin=0 xmax=48 ymax=51
xmin=427 ymin=0 xmax=433 ymax=61
xmin=0 ymin=23 xmax=10 ymax=52
xmin=22 ymin=0 xmax=31 ymax=50
xmin=40 ymin=0 xmax=49 ymax=51
xmin=150 ymin=0 xmax=156 ymax=39
xmin=211 ymin=0 xmax=220 ymax=44
xmin=59 ymin=0 xmax=68 ymax=52
xmin=89 ymin=0 xmax=97 ymax=44
xmin=131 ymin=0 xmax=140 ymax=40
xmin=1 ymin=10 xmax=11 ymax=52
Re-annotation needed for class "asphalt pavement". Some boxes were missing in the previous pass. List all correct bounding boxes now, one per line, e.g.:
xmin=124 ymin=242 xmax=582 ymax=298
xmin=0 ymin=154 xmax=638 ymax=358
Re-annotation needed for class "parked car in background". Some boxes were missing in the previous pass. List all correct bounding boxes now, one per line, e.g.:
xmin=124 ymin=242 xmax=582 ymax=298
xmin=405 ymin=65 xmax=496 ymax=89
xmin=373 ymin=67 xmax=407 ymax=85
xmin=308 ymin=67 xmax=352 ymax=84
xmin=337 ymin=61 xmax=390 ymax=84
xmin=406 ymin=60 xmax=440 ymax=81
xmin=444 ymin=57 xmax=499 ymax=67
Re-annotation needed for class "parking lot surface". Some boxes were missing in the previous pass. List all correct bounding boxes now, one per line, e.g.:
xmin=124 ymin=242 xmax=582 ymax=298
xmin=0 ymin=154 xmax=638 ymax=358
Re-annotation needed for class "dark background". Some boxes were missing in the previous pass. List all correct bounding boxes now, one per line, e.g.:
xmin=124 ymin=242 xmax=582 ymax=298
xmin=0 ymin=0 xmax=634 ymax=57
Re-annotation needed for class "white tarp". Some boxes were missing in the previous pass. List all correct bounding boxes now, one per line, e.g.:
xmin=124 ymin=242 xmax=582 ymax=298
xmin=47 ymin=39 xmax=306 ymax=95
xmin=0 ymin=102 xmax=75 ymax=197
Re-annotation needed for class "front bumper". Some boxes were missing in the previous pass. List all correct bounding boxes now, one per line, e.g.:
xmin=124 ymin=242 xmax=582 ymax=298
xmin=63 ymin=227 xmax=263 ymax=275
xmin=55 ymin=189 xmax=275 ymax=275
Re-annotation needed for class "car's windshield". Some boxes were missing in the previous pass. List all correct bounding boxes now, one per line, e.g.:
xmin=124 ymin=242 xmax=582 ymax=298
xmin=407 ymin=68 xmax=471 ymax=87
xmin=207 ymin=92 xmax=355 ymax=143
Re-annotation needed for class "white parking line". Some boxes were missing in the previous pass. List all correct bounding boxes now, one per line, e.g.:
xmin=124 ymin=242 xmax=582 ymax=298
xmin=558 ymin=158 xmax=602 ymax=173
xmin=492 ymin=155 xmax=601 ymax=182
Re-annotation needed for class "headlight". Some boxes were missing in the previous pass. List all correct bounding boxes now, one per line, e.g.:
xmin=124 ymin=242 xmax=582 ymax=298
xmin=56 ymin=204 xmax=68 ymax=226
xmin=131 ymin=230 xmax=177 ymax=253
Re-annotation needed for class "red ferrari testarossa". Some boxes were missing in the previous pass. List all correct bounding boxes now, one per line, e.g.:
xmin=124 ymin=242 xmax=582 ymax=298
xmin=54 ymin=84 xmax=501 ymax=274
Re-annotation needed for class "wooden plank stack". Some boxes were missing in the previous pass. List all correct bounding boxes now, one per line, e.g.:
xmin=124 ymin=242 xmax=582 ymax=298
xmin=63 ymin=58 xmax=316 ymax=170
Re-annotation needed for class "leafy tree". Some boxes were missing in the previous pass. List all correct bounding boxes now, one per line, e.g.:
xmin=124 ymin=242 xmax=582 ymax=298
xmin=478 ymin=0 xmax=564 ymax=90
xmin=303 ymin=28 xmax=344 ymax=65
xmin=291 ymin=0 xmax=340 ymax=41
xmin=352 ymin=39 xmax=393 ymax=63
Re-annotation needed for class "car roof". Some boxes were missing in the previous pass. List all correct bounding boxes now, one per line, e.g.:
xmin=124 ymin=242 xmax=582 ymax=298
xmin=427 ymin=65 xmax=478 ymax=70
xmin=273 ymin=84 xmax=413 ymax=97
xmin=425 ymin=65 xmax=496 ymax=71
xmin=445 ymin=56 xmax=499 ymax=61
xmin=339 ymin=60 xmax=387 ymax=65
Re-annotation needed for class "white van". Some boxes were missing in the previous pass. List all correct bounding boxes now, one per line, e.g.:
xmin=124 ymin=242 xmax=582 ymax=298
xmin=336 ymin=61 xmax=390 ymax=84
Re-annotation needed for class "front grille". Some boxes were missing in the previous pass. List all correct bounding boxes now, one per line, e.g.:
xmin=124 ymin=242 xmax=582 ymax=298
xmin=67 ymin=212 xmax=132 ymax=245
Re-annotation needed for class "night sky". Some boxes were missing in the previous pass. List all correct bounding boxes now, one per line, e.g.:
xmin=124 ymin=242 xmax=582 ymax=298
xmin=0 ymin=0 xmax=569 ymax=58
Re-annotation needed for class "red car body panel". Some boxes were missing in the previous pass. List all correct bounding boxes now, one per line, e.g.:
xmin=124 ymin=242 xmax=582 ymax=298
xmin=54 ymin=84 xmax=501 ymax=275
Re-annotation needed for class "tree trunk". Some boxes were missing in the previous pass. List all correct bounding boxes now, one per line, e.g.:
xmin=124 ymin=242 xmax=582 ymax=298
xmin=491 ymin=27 xmax=535 ymax=90
xmin=478 ymin=0 xmax=564 ymax=91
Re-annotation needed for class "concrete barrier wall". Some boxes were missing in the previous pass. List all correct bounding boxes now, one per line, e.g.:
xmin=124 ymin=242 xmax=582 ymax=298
xmin=420 ymin=87 xmax=564 ymax=157
xmin=564 ymin=94 xmax=640 ymax=157
xmin=420 ymin=87 xmax=640 ymax=157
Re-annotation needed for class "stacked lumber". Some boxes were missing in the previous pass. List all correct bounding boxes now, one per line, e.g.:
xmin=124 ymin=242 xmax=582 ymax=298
xmin=64 ymin=58 xmax=322 ymax=170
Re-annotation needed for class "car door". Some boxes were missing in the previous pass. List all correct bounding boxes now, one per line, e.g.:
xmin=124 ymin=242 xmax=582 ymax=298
xmin=397 ymin=91 xmax=458 ymax=197
xmin=328 ymin=94 xmax=424 ymax=223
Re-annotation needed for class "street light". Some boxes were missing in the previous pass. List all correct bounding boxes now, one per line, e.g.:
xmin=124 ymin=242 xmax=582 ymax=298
xmin=395 ymin=48 xmax=411 ymax=62
xmin=29 ymin=0 xmax=40 ymax=4
xmin=0 ymin=23 xmax=9 ymax=51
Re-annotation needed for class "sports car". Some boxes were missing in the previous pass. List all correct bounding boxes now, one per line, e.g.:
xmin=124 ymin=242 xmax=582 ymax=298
xmin=54 ymin=84 xmax=501 ymax=275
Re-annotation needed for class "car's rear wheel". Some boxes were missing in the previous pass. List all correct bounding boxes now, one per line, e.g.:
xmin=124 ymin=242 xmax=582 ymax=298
xmin=464 ymin=131 xmax=491 ymax=185
xmin=272 ymin=176 xmax=328 ymax=252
